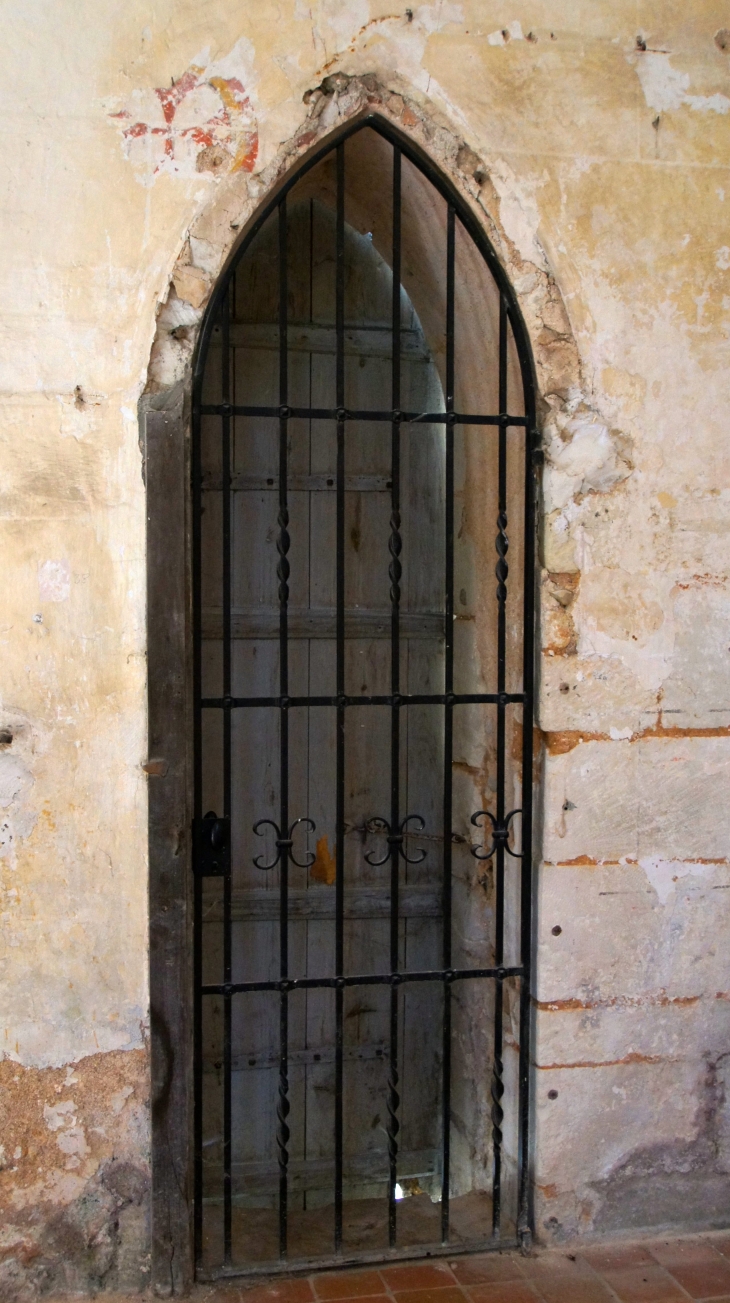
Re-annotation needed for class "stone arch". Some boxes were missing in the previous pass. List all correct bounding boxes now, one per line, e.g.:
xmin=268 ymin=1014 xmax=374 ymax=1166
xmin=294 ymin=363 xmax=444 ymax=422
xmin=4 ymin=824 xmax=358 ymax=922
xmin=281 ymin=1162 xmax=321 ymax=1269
xmin=145 ymin=72 xmax=632 ymax=640
xmin=145 ymin=75 xmax=580 ymax=411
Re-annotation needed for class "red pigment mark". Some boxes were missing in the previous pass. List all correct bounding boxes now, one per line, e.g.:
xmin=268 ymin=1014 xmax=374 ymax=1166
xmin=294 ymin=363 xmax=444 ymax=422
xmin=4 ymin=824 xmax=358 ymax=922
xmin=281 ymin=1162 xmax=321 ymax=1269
xmin=155 ymin=66 xmax=201 ymax=125
xmin=190 ymin=127 xmax=214 ymax=148
xmin=113 ymin=64 xmax=258 ymax=177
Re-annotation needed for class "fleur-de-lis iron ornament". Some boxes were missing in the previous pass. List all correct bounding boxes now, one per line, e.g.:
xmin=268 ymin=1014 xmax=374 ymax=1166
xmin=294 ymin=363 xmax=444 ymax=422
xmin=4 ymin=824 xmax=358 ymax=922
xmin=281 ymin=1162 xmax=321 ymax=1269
xmin=469 ymin=809 xmax=522 ymax=860
xmin=364 ymin=814 xmax=427 ymax=867
xmin=252 ymin=817 xmax=316 ymax=870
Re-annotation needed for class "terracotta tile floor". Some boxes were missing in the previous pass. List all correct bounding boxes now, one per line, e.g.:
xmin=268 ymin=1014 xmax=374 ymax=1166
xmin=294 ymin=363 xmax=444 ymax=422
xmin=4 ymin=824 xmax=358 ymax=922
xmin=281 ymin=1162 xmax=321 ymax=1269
xmin=51 ymin=1231 xmax=730 ymax=1302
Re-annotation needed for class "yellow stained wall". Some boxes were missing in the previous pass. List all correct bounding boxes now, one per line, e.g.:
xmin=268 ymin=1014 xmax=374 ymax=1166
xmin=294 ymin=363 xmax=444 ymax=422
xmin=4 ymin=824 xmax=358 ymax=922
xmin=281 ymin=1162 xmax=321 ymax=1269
xmin=1 ymin=2 xmax=729 ymax=1289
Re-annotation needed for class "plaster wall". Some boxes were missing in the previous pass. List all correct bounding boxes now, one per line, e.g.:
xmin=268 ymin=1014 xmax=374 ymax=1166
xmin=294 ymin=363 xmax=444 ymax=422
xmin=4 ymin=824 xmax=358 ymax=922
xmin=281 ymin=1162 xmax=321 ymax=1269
xmin=1 ymin=1 xmax=729 ymax=1292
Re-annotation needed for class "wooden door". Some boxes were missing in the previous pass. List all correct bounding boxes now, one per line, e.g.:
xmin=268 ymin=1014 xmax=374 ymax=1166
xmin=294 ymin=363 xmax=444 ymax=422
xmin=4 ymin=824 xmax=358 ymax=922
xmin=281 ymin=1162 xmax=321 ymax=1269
xmin=198 ymin=198 xmax=448 ymax=1261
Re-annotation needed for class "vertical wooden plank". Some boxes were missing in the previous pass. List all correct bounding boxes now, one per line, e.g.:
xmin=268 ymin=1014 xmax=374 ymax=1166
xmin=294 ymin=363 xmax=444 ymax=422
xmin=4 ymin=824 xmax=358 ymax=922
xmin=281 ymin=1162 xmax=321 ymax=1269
xmin=144 ymin=386 xmax=193 ymax=1294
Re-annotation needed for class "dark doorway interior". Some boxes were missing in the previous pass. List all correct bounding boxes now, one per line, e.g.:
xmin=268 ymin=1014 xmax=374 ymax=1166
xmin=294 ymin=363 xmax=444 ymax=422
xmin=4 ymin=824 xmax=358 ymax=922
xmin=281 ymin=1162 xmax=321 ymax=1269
xmin=191 ymin=119 xmax=536 ymax=1278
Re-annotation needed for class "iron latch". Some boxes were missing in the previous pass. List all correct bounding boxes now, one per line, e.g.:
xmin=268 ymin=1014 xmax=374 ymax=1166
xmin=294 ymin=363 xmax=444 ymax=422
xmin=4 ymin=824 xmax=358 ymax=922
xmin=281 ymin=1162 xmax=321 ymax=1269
xmin=193 ymin=811 xmax=230 ymax=877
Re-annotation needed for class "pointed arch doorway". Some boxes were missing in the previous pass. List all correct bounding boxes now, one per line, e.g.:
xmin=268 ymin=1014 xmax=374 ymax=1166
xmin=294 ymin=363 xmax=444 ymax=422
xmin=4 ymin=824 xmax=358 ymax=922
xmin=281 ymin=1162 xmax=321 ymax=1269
xmin=191 ymin=116 xmax=537 ymax=1277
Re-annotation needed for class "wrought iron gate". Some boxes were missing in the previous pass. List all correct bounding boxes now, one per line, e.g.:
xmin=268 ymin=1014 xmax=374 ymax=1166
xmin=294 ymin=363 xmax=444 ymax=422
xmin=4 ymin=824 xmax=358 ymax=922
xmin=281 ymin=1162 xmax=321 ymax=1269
xmin=191 ymin=116 xmax=538 ymax=1278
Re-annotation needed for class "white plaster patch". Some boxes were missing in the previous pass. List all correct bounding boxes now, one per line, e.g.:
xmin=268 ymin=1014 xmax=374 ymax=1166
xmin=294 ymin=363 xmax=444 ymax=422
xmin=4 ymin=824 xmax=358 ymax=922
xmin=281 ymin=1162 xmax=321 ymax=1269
xmin=189 ymin=235 xmax=221 ymax=276
xmin=43 ymin=1099 xmax=76 ymax=1132
xmin=147 ymin=289 xmax=203 ymax=389
xmin=315 ymin=0 xmax=369 ymax=47
xmin=42 ymin=1099 xmax=89 ymax=1169
xmin=686 ymin=92 xmax=730 ymax=114
xmin=639 ymin=857 xmax=715 ymax=906
xmin=56 ymin=1125 xmax=89 ymax=1162
xmin=348 ymin=4 xmax=468 ymax=130
xmin=633 ymin=51 xmax=730 ymax=115
xmin=37 ymin=559 xmax=70 ymax=603
xmin=413 ymin=2 xmax=463 ymax=37
xmin=489 ymin=159 xmax=549 ymax=269
xmin=543 ymin=415 xmax=630 ymax=512
xmin=0 ymin=754 xmax=33 ymax=811
xmin=104 ymin=39 xmax=259 ymax=183
xmin=716 ymin=246 xmax=730 ymax=271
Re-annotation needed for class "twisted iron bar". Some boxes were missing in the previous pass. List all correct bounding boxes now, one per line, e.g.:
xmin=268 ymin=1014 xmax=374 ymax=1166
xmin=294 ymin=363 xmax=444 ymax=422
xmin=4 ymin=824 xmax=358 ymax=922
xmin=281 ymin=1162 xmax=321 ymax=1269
xmin=495 ymin=509 xmax=509 ymax=606
xmin=365 ymin=814 xmax=427 ymax=867
xmin=387 ymin=1064 xmax=400 ymax=1187
xmin=277 ymin=505 xmax=290 ymax=605
xmin=389 ymin=506 xmax=402 ymax=608
xmin=491 ymin=1045 xmax=505 ymax=1164
xmin=277 ymin=1059 xmax=290 ymax=1184
xmin=470 ymin=809 xmax=523 ymax=861
xmin=253 ymin=817 xmax=316 ymax=870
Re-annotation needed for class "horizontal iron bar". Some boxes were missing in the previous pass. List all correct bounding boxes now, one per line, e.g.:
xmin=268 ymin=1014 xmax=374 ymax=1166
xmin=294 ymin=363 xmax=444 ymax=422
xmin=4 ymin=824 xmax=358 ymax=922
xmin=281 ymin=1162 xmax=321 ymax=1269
xmin=196 ymin=1235 xmax=521 ymax=1280
xmin=197 ymin=403 xmax=528 ymax=427
xmin=200 ymin=692 xmax=527 ymax=708
xmin=201 ymin=965 xmax=523 ymax=996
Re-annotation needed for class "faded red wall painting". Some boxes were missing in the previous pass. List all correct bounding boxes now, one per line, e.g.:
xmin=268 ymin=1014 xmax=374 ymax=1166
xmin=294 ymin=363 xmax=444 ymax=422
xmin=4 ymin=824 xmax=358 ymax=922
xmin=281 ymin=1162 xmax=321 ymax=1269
xmin=107 ymin=41 xmax=258 ymax=181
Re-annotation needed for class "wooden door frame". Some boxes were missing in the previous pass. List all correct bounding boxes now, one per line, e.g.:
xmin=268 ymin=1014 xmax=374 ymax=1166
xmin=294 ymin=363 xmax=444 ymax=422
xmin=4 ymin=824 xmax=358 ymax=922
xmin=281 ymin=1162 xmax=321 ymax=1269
xmin=144 ymin=380 xmax=196 ymax=1294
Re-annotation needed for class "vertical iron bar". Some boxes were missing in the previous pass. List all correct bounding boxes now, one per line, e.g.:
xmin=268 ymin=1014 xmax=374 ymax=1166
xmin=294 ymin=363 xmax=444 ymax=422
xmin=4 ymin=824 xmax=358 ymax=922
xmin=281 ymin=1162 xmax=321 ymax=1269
xmin=192 ymin=373 xmax=204 ymax=1268
xmin=334 ymin=141 xmax=346 ymax=1253
xmin=517 ymin=342 xmax=537 ymax=1248
xmin=492 ymin=294 xmax=509 ymax=1238
xmin=440 ymin=205 xmax=455 ymax=1243
xmin=277 ymin=198 xmax=291 ymax=1259
xmin=387 ymin=146 xmax=402 ymax=1248
xmin=221 ymin=290 xmax=233 ymax=1267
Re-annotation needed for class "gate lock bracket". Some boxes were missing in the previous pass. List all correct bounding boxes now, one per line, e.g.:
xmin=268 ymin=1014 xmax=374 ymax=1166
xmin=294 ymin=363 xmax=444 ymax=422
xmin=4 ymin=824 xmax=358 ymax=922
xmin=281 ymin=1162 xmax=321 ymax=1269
xmin=193 ymin=811 xmax=230 ymax=877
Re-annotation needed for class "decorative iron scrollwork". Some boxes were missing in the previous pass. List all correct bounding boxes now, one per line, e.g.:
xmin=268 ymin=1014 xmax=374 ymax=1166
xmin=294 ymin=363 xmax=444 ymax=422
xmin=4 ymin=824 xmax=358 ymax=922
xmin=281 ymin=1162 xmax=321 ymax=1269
xmin=364 ymin=814 xmax=426 ymax=866
xmin=252 ymin=816 xmax=316 ymax=870
xmin=470 ymin=809 xmax=522 ymax=860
